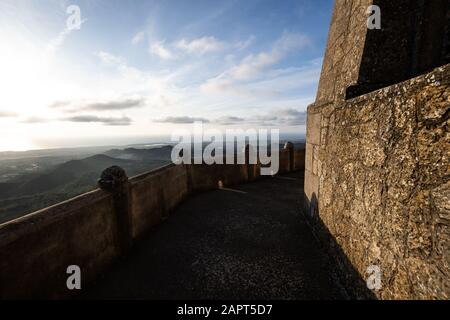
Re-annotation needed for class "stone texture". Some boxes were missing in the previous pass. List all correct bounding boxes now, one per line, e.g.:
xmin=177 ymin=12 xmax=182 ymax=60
xmin=315 ymin=0 xmax=372 ymax=106
xmin=305 ymin=0 xmax=449 ymax=299
xmin=306 ymin=64 xmax=450 ymax=299
xmin=306 ymin=111 xmax=322 ymax=145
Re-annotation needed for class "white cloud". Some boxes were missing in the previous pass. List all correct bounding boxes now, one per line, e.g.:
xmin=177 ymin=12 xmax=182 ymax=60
xmin=20 ymin=116 xmax=50 ymax=123
xmin=96 ymin=51 xmax=125 ymax=65
xmin=200 ymin=32 xmax=312 ymax=96
xmin=0 ymin=110 xmax=17 ymax=117
xmin=230 ymin=33 xmax=310 ymax=81
xmin=215 ymin=116 xmax=245 ymax=125
xmin=149 ymin=41 xmax=176 ymax=60
xmin=200 ymin=77 xmax=279 ymax=98
xmin=131 ymin=31 xmax=145 ymax=45
xmin=235 ymin=35 xmax=256 ymax=50
xmin=152 ymin=108 xmax=307 ymax=126
xmin=46 ymin=28 xmax=71 ymax=55
xmin=230 ymin=52 xmax=280 ymax=81
xmin=154 ymin=116 xmax=210 ymax=124
xmin=52 ymin=97 xmax=146 ymax=113
xmin=62 ymin=115 xmax=132 ymax=126
xmin=46 ymin=17 xmax=86 ymax=55
xmin=211 ymin=108 xmax=307 ymax=126
xmin=176 ymin=36 xmax=225 ymax=55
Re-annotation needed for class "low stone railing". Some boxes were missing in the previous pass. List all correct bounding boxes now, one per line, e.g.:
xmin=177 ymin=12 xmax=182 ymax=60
xmin=0 ymin=144 xmax=305 ymax=299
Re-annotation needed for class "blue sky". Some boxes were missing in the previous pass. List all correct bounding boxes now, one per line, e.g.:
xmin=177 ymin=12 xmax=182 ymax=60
xmin=0 ymin=0 xmax=333 ymax=150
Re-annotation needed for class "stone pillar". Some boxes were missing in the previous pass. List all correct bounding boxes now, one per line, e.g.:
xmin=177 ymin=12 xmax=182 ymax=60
xmin=283 ymin=141 xmax=294 ymax=172
xmin=98 ymin=166 xmax=133 ymax=253
xmin=245 ymin=144 xmax=259 ymax=181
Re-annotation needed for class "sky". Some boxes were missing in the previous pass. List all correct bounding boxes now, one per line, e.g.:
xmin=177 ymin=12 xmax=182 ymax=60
xmin=0 ymin=0 xmax=334 ymax=151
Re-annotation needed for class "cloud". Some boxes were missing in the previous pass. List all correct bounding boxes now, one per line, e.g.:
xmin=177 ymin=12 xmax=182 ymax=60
xmin=0 ymin=111 xmax=17 ymax=117
xmin=62 ymin=115 xmax=132 ymax=126
xmin=49 ymin=100 xmax=71 ymax=109
xmin=176 ymin=36 xmax=225 ymax=55
xmin=208 ymin=108 xmax=307 ymax=126
xmin=215 ymin=116 xmax=245 ymax=125
xmin=229 ymin=33 xmax=310 ymax=81
xmin=200 ymin=76 xmax=280 ymax=98
xmin=131 ymin=31 xmax=145 ymax=45
xmin=252 ymin=114 xmax=278 ymax=123
xmin=46 ymin=16 xmax=86 ymax=55
xmin=46 ymin=29 xmax=72 ymax=55
xmin=154 ymin=116 xmax=210 ymax=124
xmin=235 ymin=35 xmax=256 ymax=50
xmin=275 ymin=108 xmax=307 ymax=125
xmin=50 ymin=98 xmax=146 ymax=113
xmin=245 ymin=108 xmax=307 ymax=126
xmin=153 ymin=110 xmax=305 ymax=126
xmin=149 ymin=41 xmax=176 ymax=60
xmin=20 ymin=116 xmax=50 ymax=123
xmin=78 ymin=98 xmax=145 ymax=111
xmin=200 ymin=32 xmax=311 ymax=96
xmin=96 ymin=51 xmax=125 ymax=65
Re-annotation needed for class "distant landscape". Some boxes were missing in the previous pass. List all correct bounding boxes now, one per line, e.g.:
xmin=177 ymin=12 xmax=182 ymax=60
xmin=0 ymin=144 xmax=173 ymax=223
xmin=0 ymin=138 xmax=305 ymax=224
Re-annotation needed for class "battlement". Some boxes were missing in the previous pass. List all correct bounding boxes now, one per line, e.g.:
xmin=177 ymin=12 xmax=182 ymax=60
xmin=0 ymin=147 xmax=305 ymax=299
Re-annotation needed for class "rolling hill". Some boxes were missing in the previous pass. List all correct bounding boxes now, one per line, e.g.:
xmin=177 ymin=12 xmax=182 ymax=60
xmin=0 ymin=146 xmax=173 ymax=223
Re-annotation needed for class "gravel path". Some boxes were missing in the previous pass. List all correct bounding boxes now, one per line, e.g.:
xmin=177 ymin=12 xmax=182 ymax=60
xmin=82 ymin=171 xmax=346 ymax=300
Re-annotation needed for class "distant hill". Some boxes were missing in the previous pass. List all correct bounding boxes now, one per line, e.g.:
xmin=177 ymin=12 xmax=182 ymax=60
xmin=0 ymin=146 xmax=174 ymax=223
xmin=12 ymin=154 xmax=133 ymax=197
xmin=103 ymin=145 xmax=173 ymax=161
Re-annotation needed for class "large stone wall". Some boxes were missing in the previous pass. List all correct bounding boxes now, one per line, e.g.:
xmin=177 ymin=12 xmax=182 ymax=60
xmin=306 ymin=0 xmax=449 ymax=299
xmin=305 ymin=64 xmax=449 ymax=299
xmin=317 ymin=0 xmax=450 ymax=102
xmin=0 ymin=147 xmax=304 ymax=299
xmin=315 ymin=0 xmax=372 ymax=105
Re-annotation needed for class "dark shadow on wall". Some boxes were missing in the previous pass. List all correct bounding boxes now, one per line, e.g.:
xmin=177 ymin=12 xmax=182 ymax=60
xmin=303 ymin=192 xmax=378 ymax=300
xmin=346 ymin=0 xmax=450 ymax=99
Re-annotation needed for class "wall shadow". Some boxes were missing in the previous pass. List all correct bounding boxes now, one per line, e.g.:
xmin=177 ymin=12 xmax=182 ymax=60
xmin=303 ymin=191 xmax=378 ymax=300
xmin=346 ymin=0 xmax=450 ymax=99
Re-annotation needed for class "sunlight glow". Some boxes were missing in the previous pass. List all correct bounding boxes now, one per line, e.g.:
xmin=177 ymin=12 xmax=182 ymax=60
xmin=0 ymin=137 xmax=36 ymax=152
xmin=0 ymin=29 xmax=53 ymax=116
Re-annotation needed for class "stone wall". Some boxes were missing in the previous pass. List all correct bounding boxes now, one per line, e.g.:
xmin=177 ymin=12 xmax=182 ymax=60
xmin=130 ymin=165 xmax=189 ymax=239
xmin=305 ymin=64 xmax=449 ymax=299
xmin=315 ymin=0 xmax=372 ymax=105
xmin=0 ymin=147 xmax=305 ymax=299
xmin=351 ymin=0 xmax=450 ymax=98
xmin=306 ymin=0 xmax=449 ymax=299
xmin=0 ymin=189 xmax=119 ymax=299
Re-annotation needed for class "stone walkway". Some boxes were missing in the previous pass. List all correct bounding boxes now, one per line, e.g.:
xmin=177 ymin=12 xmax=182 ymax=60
xmin=82 ymin=171 xmax=346 ymax=299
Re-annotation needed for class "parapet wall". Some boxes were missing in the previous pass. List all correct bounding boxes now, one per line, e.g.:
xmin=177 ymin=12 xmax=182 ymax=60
xmin=305 ymin=64 xmax=449 ymax=299
xmin=0 ymin=189 xmax=119 ymax=299
xmin=0 ymin=147 xmax=305 ymax=299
